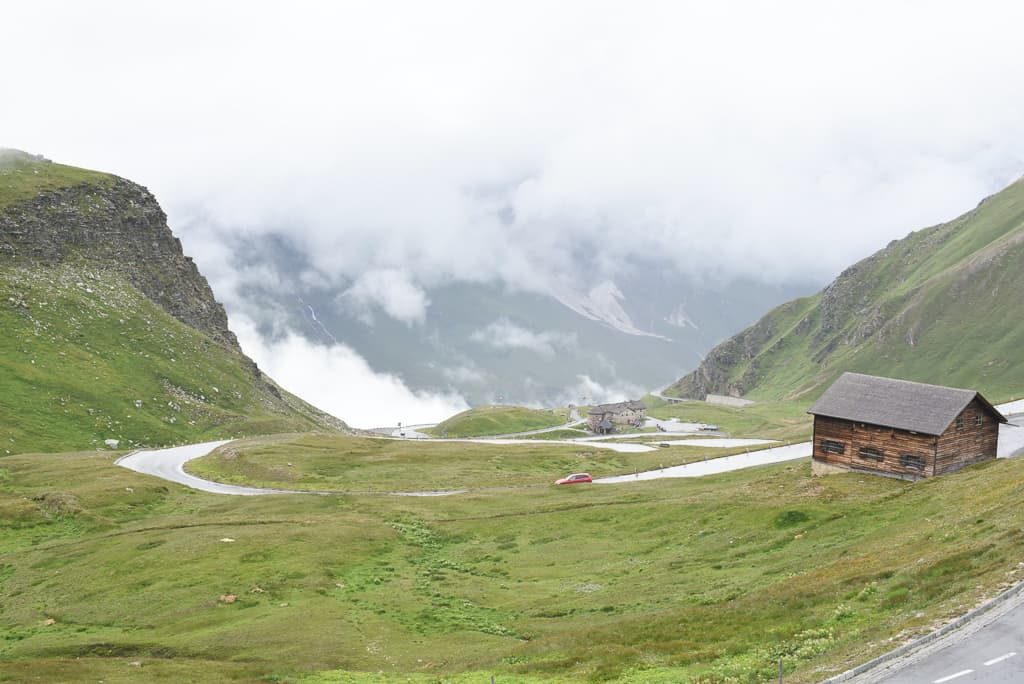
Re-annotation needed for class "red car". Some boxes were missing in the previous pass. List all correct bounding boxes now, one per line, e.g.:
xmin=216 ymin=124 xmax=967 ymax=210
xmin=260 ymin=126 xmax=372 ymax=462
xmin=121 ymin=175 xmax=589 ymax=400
xmin=555 ymin=472 xmax=593 ymax=485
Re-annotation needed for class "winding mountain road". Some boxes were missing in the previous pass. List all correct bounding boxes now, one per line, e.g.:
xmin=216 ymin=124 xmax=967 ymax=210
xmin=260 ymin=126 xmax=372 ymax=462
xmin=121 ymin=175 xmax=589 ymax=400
xmin=648 ymin=391 xmax=686 ymax=403
xmin=116 ymin=441 xmax=291 ymax=496
xmin=115 ymin=436 xmax=810 ymax=496
xmin=116 ymin=442 xmax=468 ymax=497
xmin=593 ymin=442 xmax=810 ymax=483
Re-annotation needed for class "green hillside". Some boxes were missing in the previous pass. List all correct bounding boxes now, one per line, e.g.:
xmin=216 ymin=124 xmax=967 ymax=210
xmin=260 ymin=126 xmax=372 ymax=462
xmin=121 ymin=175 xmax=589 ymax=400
xmin=667 ymin=176 xmax=1024 ymax=403
xmin=0 ymin=149 xmax=113 ymax=210
xmin=0 ymin=262 xmax=341 ymax=454
xmin=0 ymin=150 xmax=345 ymax=453
xmin=429 ymin=405 xmax=568 ymax=437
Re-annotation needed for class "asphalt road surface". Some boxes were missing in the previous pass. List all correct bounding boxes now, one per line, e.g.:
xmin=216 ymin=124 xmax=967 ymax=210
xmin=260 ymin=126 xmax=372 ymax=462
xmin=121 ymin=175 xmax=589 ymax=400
xmin=593 ymin=442 xmax=810 ymax=483
xmin=883 ymin=637 xmax=1021 ymax=683
xmin=849 ymin=589 xmax=1024 ymax=683
xmin=116 ymin=440 xmax=287 ymax=496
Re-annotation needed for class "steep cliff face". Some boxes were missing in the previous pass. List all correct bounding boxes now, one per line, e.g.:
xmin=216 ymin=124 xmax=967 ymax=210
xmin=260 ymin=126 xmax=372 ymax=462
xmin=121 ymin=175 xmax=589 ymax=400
xmin=0 ymin=157 xmax=238 ymax=350
xmin=666 ymin=176 xmax=1024 ymax=403
xmin=0 ymin=150 xmax=347 ymax=454
xmin=669 ymin=301 xmax=789 ymax=399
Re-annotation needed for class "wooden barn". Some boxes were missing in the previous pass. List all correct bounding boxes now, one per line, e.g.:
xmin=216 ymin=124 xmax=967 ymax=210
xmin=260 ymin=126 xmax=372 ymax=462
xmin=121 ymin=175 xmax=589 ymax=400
xmin=808 ymin=373 xmax=1006 ymax=480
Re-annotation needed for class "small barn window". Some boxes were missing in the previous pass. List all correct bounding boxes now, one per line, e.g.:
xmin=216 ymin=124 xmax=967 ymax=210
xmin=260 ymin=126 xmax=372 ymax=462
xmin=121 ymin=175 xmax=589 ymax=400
xmin=955 ymin=416 xmax=964 ymax=430
xmin=857 ymin=446 xmax=884 ymax=461
xmin=821 ymin=439 xmax=845 ymax=454
xmin=974 ymin=414 xmax=983 ymax=426
xmin=901 ymin=454 xmax=925 ymax=470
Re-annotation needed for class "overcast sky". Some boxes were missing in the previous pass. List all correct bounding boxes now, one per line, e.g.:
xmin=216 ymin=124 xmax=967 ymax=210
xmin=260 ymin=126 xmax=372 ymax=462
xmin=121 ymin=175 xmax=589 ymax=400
xmin=4 ymin=1 xmax=1024 ymax=425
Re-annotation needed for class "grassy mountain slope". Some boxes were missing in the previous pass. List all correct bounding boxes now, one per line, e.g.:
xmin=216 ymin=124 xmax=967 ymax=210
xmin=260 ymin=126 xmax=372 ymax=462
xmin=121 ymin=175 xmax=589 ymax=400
xmin=0 ymin=149 xmax=113 ymax=211
xmin=428 ymin=405 xmax=569 ymax=437
xmin=667 ymin=176 xmax=1024 ymax=403
xmin=0 ymin=151 xmax=345 ymax=453
xmin=0 ymin=262 xmax=341 ymax=454
xmin=1 ymin=149 xmax=242 ymax=348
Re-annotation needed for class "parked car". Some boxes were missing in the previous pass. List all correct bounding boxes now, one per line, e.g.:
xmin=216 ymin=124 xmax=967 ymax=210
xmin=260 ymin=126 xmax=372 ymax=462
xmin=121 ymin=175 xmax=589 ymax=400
xmin=555 ymin=472 xmax=593 ymax=485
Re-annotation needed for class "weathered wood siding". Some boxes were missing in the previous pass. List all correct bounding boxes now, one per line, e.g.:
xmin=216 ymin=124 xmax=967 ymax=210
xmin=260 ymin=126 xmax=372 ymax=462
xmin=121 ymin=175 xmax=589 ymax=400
xmin=812 ymin=415 xmax=938 ymax=479
xmin=934 ymin=398 xmax=999 ymax=474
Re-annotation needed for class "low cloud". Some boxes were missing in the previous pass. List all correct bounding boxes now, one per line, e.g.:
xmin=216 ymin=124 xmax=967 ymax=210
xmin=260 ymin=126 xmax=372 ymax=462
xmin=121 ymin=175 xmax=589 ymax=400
xmin=339 ymin=268 xmax=430 ymax=326
xmin=441 ymin=364 xmax=488 ymax=385
xmin=471 ymin=318 xmax=577 ymax=357
xmin=558 ymin=374 xmax=646 ymax=407
xmin=6 ymin=3 xmax=1024 ymax=302
xmin=5 ymin=2 xmax=1024 ymax=419
xmin=233 ymin=316 xmax=466 ymax=428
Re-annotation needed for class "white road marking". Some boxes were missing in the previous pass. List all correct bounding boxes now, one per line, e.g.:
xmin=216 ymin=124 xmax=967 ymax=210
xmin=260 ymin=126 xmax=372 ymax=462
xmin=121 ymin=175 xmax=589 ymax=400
xmin=934 ymin=670 xmax=973 ymax=683
xmin=983 ymin=651 xmax=1016 ymax=666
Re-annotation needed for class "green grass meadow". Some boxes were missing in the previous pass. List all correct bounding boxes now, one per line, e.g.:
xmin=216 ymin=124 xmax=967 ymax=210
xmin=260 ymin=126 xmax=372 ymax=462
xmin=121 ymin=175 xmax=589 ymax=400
xmin=4 ymin=436 xmax=1024 ymax=682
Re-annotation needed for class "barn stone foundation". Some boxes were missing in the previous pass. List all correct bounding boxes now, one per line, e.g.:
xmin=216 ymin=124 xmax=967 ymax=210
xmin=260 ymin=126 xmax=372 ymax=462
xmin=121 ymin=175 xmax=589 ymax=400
xmin=811 ymin=459 xmax=849 ymax=477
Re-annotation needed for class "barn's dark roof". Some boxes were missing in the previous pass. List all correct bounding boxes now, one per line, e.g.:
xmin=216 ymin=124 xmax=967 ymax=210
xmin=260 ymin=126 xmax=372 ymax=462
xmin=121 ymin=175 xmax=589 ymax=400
xmin=807 ymin=373 xmax=1006 ymax=436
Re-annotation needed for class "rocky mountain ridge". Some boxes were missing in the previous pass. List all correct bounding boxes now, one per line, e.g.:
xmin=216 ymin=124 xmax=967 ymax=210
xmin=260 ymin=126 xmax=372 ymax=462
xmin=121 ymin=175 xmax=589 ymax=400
xmin=0 ymin=154 xmax=238 ymax=350
xmin=666 ymin=175 xmax=1024 ymax=403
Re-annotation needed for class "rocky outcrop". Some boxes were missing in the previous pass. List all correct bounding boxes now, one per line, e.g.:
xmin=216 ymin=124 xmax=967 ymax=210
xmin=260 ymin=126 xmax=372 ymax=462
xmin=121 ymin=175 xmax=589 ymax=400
xmin=0 ymin=154 xmax=351 ymax=444
xmin=666 ymin=306 xmax=782 ymax=399
xmin=668 ymin=248 xmax=912 ymax=400
xmin=0 ymin=177 xmax=239 ymax=350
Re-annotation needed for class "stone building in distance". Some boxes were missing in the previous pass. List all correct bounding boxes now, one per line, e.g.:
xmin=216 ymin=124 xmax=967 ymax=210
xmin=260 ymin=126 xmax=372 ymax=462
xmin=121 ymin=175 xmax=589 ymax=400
xmin=808 ymin=373 xmax=1006 ymax=480
xmin=588 ymin=400 xmax=647 ymax=434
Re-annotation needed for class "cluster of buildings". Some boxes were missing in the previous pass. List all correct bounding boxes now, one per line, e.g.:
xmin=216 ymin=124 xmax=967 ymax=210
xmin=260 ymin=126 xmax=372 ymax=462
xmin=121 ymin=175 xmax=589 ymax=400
xmin=586 ymin=400 xmax=647 ymax=434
